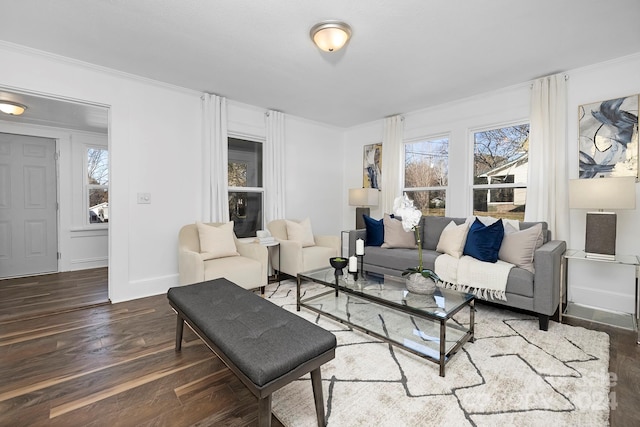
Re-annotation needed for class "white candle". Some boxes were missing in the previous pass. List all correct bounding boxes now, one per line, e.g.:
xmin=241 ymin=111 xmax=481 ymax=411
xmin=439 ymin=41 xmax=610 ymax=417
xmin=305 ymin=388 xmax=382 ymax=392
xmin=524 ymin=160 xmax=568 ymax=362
xmin=348 ymin=256 xmax=358 ymax=272
xmin=355 ymin=238 xmax=365 ymax=255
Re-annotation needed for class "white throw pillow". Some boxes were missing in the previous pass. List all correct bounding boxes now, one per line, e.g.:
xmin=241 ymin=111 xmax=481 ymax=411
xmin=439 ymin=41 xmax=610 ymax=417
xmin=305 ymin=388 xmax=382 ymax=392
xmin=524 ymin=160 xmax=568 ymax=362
xmin=498 ymin=223 xmax=544 ymax=273
xmin=436 ymin=221 xmax=469 ymax=258
xmin=286 ymin=217 xmax=316 ymax=247
xmin=196 ymin=221 xmax=239 ymax=260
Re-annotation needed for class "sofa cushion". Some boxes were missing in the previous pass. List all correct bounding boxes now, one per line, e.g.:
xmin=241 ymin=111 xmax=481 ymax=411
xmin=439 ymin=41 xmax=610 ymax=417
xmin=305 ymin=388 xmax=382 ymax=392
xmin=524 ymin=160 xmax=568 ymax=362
xmin=197 ymin=221 xmax=239 ymax=260
xmin=364 ymin=246 xmax=419 ymax=271
xmin=381 ymin=214 xmax=416 ymax=249
xmin=436 ymin=220 xmax=469 ymax=258
xmin=363 ymin=215 xmax=384 ymax=246
xmin=499 ymin=223 xmax=544 ymax=273
xmin=286 ymin=217 xmax=315 ymax=247
xmin=463 ymin=218 xmax=504 ymax=263
xmin=423 ymin=216 xmax=467 ymax=250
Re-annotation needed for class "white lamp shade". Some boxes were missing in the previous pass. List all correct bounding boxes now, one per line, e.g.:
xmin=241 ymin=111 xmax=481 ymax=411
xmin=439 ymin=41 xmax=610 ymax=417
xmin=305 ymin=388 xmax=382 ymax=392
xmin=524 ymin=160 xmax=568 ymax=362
xmin=349 ymin=188 xmax=379 ymax=206
xmin=568 ymin=176 xmax=636 ymax=210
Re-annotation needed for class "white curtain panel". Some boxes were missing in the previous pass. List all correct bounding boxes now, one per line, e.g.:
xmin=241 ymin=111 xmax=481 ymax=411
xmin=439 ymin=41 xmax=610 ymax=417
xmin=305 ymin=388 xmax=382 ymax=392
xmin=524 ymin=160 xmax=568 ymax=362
xmin=265 ymin=110 xmax=286 ymax=223
xmin=201 ymin=93 xmax=229 ymax=222
xmin=380 ymin=115 xmax=405 ymax=213
xmin=525 ymin=74 xmax=569 ymax=240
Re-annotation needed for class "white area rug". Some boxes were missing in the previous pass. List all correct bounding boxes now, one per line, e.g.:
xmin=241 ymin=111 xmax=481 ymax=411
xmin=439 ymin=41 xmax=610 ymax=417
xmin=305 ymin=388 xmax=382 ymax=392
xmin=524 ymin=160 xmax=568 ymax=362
xmin=266 ymin=280 xmax=610 ymax=426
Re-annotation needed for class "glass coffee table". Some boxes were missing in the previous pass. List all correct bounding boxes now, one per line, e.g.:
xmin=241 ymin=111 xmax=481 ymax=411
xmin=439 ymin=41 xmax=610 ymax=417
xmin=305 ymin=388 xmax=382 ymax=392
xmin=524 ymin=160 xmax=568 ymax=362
xmin=297 ymin=267 xmax=475 ymax=377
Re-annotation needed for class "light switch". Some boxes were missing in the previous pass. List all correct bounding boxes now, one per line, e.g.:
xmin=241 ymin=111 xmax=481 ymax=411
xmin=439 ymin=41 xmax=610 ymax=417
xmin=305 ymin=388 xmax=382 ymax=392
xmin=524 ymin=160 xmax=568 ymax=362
xmin=137 ymin=193 xmax=151 ymax=204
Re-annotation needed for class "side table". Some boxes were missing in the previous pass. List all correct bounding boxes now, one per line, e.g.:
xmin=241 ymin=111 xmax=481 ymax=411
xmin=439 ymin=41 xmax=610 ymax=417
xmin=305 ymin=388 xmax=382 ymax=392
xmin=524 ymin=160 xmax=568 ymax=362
xmin=562 ymin=249 xmax=639 ymax=344
xmin=259 ymin=241 xmax=281 ymax=284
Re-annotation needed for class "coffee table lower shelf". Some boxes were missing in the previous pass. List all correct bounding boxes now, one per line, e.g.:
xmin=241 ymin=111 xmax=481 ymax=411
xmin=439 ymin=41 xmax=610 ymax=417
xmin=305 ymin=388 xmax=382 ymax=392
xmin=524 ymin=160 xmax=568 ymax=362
xmin=299 ymin=289 xmax=474 ymax=377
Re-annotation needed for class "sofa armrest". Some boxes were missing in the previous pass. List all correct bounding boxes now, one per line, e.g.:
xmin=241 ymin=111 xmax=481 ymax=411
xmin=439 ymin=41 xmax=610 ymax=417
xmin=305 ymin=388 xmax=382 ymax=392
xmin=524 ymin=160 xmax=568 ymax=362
xmin=315 ymin=235 xmax=340 ymax=257
xmin=532 ymin=239 xmax=567 ymax=316
xmin=236 ymin=241 xmax=269 ymax=284
xmin=178 ymin=249 xmax=205 ymax=285
xmin=347 ymin=229 xmax=367 ymax=256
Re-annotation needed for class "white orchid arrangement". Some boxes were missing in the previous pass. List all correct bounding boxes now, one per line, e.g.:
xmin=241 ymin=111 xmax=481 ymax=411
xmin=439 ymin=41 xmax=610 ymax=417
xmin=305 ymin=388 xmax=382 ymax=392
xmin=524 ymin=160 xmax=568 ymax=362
xmin=392 ymin=194 xmax=440 ymax=281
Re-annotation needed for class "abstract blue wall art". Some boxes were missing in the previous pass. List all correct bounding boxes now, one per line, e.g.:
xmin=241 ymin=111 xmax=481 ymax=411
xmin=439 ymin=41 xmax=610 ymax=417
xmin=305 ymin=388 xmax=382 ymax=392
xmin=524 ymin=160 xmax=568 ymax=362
xmin=578 ymin=95 xmax=638 ymax=179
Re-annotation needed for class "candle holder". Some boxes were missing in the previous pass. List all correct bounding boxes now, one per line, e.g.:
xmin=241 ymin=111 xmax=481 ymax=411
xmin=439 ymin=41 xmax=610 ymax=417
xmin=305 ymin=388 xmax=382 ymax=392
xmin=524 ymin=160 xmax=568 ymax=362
xmin=357 ymin=254 xmax=364 ymax=278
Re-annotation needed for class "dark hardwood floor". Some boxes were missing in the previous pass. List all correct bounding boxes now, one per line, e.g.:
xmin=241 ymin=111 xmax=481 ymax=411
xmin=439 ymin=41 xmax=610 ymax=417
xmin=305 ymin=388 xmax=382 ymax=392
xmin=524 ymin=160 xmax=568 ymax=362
xmin=0 ymin=269 xmax=638 ymax=426
xmin=0 ymin=268 xmax=109 ymax=323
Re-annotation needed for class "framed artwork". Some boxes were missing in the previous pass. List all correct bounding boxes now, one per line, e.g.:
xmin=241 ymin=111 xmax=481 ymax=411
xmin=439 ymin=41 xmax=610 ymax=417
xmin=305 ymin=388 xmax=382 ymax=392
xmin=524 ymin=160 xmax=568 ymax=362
xmin=578 ymin=94 xmax=638 ymax=179
xmin=363 ymin=143 xmax=382 ymax=189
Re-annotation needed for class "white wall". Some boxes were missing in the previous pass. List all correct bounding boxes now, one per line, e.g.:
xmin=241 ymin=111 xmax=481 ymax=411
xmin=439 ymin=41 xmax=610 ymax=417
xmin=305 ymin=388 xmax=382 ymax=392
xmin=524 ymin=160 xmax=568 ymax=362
xmin=341 ymin=52 xmax=640 ymax=314
xmin=0 ymin=44 xmax=202 ymax=302
xmin=342 ymin=84 xmax=530 ymax=227
xmin=565 ymin=53 xmax=640 ymax=313
xmin=0 ymin=43 xmax=343 ymax=303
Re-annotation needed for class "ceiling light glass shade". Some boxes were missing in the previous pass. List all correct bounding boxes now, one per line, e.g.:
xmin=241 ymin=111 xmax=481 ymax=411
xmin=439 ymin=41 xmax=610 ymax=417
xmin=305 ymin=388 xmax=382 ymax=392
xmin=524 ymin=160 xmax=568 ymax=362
xmin=310 ymin=21 xmax=352 ymax=52
xmin=0 ymin=101 xmax=27 ymax=115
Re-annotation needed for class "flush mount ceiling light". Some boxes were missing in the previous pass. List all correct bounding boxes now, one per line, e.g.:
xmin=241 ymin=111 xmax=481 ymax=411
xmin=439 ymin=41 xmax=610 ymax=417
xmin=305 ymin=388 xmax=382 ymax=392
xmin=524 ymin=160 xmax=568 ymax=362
xmin=0 ymin=100 xmax=27 ymax=116
xmin=310 ymin=21 xmax=352 ymax=52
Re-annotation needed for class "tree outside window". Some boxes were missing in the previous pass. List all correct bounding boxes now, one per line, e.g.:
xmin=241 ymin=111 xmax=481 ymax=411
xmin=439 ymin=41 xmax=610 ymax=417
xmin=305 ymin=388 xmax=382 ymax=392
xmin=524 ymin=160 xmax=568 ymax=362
xmin=403 ymin=137 xmax=448 ymax=216
xmin=87 ymin=148 xmax=108 ymax=224
xmin=472 ymin=124 xmax=529 ymax=221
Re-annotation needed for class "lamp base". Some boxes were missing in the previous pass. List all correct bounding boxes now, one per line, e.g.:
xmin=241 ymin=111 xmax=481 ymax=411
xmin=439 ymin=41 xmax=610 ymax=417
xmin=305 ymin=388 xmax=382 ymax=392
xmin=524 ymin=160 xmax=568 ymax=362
xmin=355 ymin=207 xmax=370 ymax=230
xmin=585 ymin=211 xmax=616 ymax=259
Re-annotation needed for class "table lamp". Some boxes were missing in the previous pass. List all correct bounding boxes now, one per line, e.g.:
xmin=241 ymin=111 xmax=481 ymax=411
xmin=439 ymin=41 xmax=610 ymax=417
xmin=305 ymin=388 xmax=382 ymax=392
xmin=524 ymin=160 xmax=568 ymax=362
xmin=568 ymin=176 xmax=636 ymax=260
xmin=349 ymin=188 xmax=379 ymax=229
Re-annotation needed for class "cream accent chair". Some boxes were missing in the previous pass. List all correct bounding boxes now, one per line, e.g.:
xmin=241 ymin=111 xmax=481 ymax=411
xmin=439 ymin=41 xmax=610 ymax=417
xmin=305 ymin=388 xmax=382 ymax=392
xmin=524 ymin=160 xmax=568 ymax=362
xmin=267 ymin=219 xmax=340 ymax=277
xmin=178 ymin=222 xmax=268 ymax=289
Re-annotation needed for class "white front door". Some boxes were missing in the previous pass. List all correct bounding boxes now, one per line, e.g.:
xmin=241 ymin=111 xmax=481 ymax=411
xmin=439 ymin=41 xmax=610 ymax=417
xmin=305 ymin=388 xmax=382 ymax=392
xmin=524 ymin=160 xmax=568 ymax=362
xmin=0 ymin=133 xmax=58 ymax=278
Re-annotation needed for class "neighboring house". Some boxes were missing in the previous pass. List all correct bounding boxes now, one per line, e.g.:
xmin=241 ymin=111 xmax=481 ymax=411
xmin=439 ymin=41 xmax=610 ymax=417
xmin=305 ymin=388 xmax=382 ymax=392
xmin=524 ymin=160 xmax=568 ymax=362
xmin=478 ymin=153 xmax=528 ymax=213
xmin=90 ymin=202 xmax=109 ymax=223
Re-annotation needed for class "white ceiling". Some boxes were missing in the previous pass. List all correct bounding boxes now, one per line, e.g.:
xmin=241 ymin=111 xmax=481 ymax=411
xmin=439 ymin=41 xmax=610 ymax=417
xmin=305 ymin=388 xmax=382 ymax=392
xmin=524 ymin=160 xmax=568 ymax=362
xmin=1 ymin=0 xmax=639 ymax=130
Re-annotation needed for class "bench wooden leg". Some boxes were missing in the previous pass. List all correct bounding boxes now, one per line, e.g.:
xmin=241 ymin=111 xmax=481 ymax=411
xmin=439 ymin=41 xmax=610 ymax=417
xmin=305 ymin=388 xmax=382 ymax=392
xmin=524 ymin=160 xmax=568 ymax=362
xmin=175 ymin=314 xmax=184 ymax=351
xmin=257 ymin=394 xmax=272 ymax=427
xmin=311 ymin=368 xmax=326 ymax=426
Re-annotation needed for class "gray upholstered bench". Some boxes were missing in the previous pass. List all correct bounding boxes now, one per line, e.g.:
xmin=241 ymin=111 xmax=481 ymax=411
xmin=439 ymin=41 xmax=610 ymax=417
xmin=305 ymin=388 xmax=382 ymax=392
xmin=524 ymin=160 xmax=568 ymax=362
xmin=167 ymin=278 xmax=336 ymax=427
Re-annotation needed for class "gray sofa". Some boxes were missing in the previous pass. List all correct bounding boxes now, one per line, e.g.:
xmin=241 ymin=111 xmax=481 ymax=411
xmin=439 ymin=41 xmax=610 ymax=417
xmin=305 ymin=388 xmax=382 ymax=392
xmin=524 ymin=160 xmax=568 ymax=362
xmin=348 ymin=216 xmax=566 ymax=330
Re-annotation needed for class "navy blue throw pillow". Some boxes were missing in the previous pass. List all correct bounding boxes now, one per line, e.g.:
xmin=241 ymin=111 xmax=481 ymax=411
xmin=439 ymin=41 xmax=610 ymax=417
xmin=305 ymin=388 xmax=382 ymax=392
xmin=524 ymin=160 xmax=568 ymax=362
xmin=463 ymin=218 xmax=504 ymax=263
xmin=363 ymin=214 xmax=384 ymax=247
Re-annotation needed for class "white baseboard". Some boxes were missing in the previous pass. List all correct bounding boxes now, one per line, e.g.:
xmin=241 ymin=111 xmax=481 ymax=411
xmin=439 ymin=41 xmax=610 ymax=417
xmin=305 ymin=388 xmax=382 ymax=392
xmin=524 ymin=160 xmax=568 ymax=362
xmin=109 ymin=273 xmax=179 ymax=303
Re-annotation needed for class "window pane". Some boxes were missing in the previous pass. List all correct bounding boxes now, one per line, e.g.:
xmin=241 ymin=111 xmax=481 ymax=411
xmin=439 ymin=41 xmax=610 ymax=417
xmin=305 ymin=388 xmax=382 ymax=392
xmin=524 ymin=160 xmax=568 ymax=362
xmin=404 ymin=190 xmax=446 ymax=217
xmin=473 ymin=124 xmax=529 ymax=184
xmin=404 ymin=138 xmax=449 ymax=187
xmin=88 ymin=148 xmax=109 ymax=185
xmin=473 ymin=188 xmax=526 ymax=221
xmin=229 ymin=191 xmax=263 ymax=238
xmin=228 ymin=138 xmax=262 ymax=187
xmin=89 ymin=189 xmax=109 ymax=223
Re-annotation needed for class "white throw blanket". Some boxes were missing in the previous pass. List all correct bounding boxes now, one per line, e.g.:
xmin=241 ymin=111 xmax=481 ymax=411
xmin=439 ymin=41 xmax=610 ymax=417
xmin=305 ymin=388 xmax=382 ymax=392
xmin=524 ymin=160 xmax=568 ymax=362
xmin=434 ymin=254 xmax=514 ymax=301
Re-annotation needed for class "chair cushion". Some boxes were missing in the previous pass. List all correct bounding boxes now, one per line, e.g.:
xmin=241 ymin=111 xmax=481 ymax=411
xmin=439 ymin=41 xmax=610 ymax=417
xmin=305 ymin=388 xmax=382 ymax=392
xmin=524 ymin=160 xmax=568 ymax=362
xmin=197 ymin=221 xmax=239 ymax=260
xmin=381 ymin=214 xmax=416 ymax=249
xmin=286 ymin=218 xmax=316 ymax=247
xmin=302 ymin=245 xmax=336 ymax=271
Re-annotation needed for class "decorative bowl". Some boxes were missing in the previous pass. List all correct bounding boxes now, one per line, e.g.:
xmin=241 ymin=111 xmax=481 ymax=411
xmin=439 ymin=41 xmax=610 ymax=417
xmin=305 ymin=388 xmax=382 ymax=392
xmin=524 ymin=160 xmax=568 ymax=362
xmin=329 ymin=257 xmax=348 ymax=270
